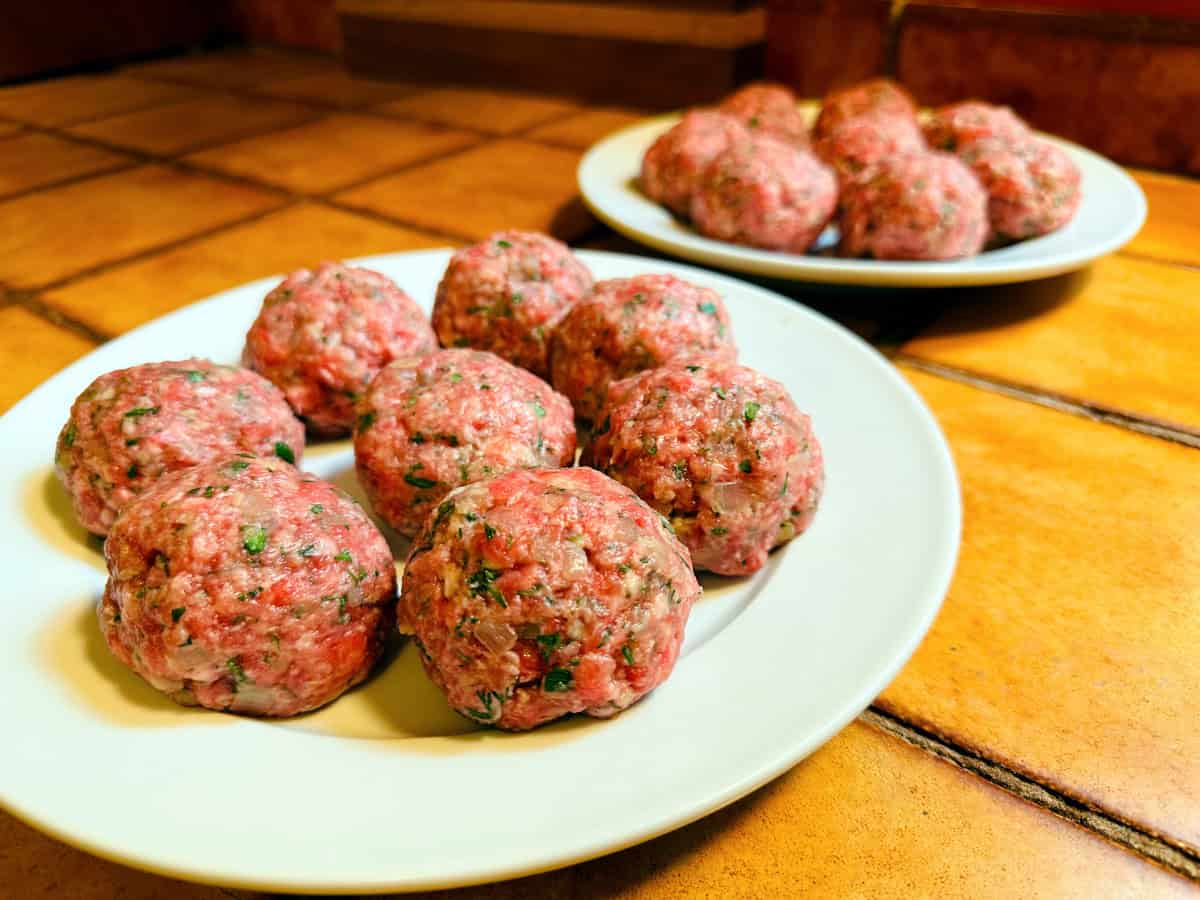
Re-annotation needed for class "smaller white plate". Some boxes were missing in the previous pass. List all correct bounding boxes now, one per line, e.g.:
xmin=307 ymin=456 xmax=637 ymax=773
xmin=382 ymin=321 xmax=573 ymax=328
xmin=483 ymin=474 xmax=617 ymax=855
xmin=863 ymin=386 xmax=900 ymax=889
xmin=578 ymin=110 xmax=1147 ymax=287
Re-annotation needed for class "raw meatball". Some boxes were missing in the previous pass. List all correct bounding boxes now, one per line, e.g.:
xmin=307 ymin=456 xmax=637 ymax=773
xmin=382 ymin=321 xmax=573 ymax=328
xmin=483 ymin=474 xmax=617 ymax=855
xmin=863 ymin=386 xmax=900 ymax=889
xmin=814 ymin=78 xmax=917 ymax=142
xmin=591 ymin=360 xmax=822 ymax=576
xmin=400 ymin=466 xmax=701 ymax=731
xmin=815 ymin=112 xmax=926 ymax=189
xmin=432 ymin=231 xmax=594 ymax=377
xmin=923 ymin=101 xmax=1031 ymax=152
xmin=354 ymin=349 xmax=576 ymax=536
xmin=839 ymin=151 xmax=989 ymax=260
xmin=100 ymin=456 xmax=396 ymax=716
xmin=243 ymin=262 xmax=437 ymax=436
xmin=959 ymin=137 xmax=1081 ymax=240
xmin=719 ymin=82 xmax=809 ymax=148
xmin=548 ymin=274 xmax=737 ymax=425
xmin=55 ymin=358 xmax=303 ymax=536
xmin=640 ymin=109 xmax=750 ymax=216
xmin=690 ymin=134 xmax=837 ymax=253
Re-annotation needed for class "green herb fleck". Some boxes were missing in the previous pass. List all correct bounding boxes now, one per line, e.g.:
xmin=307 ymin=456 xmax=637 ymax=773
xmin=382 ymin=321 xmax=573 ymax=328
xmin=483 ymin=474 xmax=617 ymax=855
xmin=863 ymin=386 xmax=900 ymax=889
xmin=622 ymin=644 xmax=635 ymax=666
xmin=536 ymin=633 xmax=562 ymax=659
xmin=531 ymin=400 xmax=546 ymax=418
xmin=449 ymin=371 xmax=463 ymax=383
xmin=171 ymin=607 xmax=185 ymax=622
xmin=203 ymin=485 xmax=217 ymax=498
xmin=126 ymin=463 xmax=139 ymax=479
xmin=125 ymin=438 xmax=139 ymax=446
xmin=274 ymin=441 xmax=295 ymax=464
xmin=298 ymin=544 xmax=317 ymax=557
xmin=242 ymin=524 xmax=268 ymax=555
xmin=409 ymin=432 xmax=426 ymax=444
xmin=698 ymin=301 xmax=718 ymax=316
xmin=226 ymin=657 xmax=247 ymax=683
xmin=685 ymin=364 xmax=701 ymax=373
xmin=404 ymin=466 xmax=438 ymax=489
xmin=337 ymin=595 xmax=349 ymax=623
xmin=497 ymin=239 xmax=512 ymax=248
xmin=123 ymin=406 xmax=159 ymax=419
xmin=743 ymin=401 xmax=760 ymax=423
xmin=738 ymin=459 xmax=752 ymax=474
xmin=434 ymin=501 xmax=455 ymax=530
xmin=229 ymin=460 xmax=250 ymax=472
xmin=468 ymin=566 xmax=507 ymax=607
xmin=483 ymin=522 xmax=497 ymax=540
xmin=543 ymin=668 xmax=573 ymax=692
xmin=672 ymin=461 xmax=687 ymax=480
xmin=713 ymin=386 xmax=727 ymax=400
xmin=185 ymin=370 xmax=206 ymax=383
xmin=357 ymin=411 xmax=376 ymax=432
xmin=642 ymin=436 xmax=657 ymax=456
xmin=780 ymin=472 xmax=790 ymax=497
xmin=63 ymin=424 xmax=77 ymax=447
xmin=334 ymin=549 xmax=352 ymax=563
xmin=712 ymin=526 xmax=728 ymax=536
xmin=310 ymin=503 xmax=323 ymax=514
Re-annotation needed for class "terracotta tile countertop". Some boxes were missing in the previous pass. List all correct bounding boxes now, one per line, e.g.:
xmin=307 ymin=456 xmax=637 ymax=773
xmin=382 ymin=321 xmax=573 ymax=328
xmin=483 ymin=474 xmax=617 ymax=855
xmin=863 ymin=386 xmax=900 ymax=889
xmin=1 ymin=48 xmax=1197 ymax=898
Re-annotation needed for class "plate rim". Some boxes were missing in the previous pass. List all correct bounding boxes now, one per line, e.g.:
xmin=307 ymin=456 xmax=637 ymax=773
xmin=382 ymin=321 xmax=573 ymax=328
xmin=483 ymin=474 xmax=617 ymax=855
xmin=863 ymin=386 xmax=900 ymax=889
xmin=578 ymin=110 xmax=1147 ymax=287
xmin=0 ymin=248 xmax=962 ymax=893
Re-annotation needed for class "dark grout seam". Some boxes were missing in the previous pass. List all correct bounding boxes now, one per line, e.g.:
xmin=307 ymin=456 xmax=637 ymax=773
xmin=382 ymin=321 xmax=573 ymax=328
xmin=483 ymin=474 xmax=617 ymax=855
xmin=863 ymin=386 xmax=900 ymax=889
xmin=321 ymin=197 xmax=475 ymax=245
xmin=0 ymin=160 xmax=140 ymax=205
xmin=895 ymin=354 xmax=1200 ymax=450
xmin=15 ymin=293 xmax=109 ymax=345
xmin=862 ymin=708 xmax=1200 ymax=882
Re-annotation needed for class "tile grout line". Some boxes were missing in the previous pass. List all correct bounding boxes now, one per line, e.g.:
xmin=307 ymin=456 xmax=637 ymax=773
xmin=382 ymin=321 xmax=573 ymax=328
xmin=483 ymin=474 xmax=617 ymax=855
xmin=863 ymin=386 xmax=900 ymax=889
xmin=15 ymin=293 xmax=109 ymax=345
xmin=894 ymin=354 xmax=1200 ymax=449
xmin=320 ymin=197 xmax=481 ymax=245
xmin=0 ymin=160 xmax=141 ymax=206
xmin=861 ymin=708 xmax=1200 ymax=882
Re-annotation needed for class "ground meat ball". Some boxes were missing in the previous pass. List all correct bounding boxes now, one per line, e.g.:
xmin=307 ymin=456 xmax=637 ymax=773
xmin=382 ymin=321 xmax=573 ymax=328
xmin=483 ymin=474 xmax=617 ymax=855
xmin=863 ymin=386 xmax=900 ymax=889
xmin=55 ymin=358 xmax=303 ymax=536
xmin=814 ymin=78 xmax=917 ymax=142
xmin=690 ymin=135 xmax=837 ymax=253
xmin=591 ymin=360 xmax=822 ymax=576
xmin=400 ymin=466 xmax=700 ymax=731
xmin=923 ymin=101 xmax=1031 ymax=152
xmin=100 ymin=456 xmax=396 ymax=716
xmin=959 ymin=137 xmax=1081 ymax=240
xmin=548 ymin=274 xmax=737 ymax=425
xmin=815 ymin=112 xmax=926 ymax=190
xmin=839 ymin=151 xmax=989 ymax=260
xmin=354 ymin=349 xmax=576 ymax=536
xmin=640 ymin=109 xmax=750 ymax=217
xmin=719 ymin=82 xmax=809 ymax=148
xmin=432 ymin=231 xmax=594 ymax=377
xmin=243 ymin=262 xmax=437 ymax=436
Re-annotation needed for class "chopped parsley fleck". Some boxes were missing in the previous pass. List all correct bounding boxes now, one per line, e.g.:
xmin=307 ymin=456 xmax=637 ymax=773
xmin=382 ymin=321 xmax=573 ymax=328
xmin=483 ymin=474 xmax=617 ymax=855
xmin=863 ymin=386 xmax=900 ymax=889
xmin=449 ymin=372 xmax=463 ymax=383
xmin=62 ymin=424 xmax=76 ymax=447
xmin=229 ymin=460 xmax=250 ymax=472
xmin=186 ymin=487 xmax=201 ymax=496
xmin=123 ymin=406 xmax=159 ymax=419
xmin=672 ymin=461 xmax=687 ymax=480
xmin=171 ymin=607 xmax=185 ymax=622
xmin=298 ymin=544 xmax=317 ymax=557
xmin=126 ymin=463 xmax=139 ymax=479
xmin=536 ymin=633 xmax=562 ymax=659
xmin=404 ymin=465 xmax=437 ymax=489
xmin=698 ymin=301 xmax=718 ymax=316
xmin=543 ymin=668 xmax=573 ymax=692
xmin=713 ymin=386 xmax=727 ymax=400
xmin=749 ymin=115 xmax=760 ymax=127
xmin=185 ymin=370 xmax=206 ymax=383
xmin=124 ymin=438 xmax=139 ymax=446
xmin=274 ymin=441 xmax=295 ymax=464
xmin=738 ymin=459 xmax=753 ymax=474
xmin=496 ymin=239 xmax=512 ymax=248
xmin=712 ymin=526 xmax=728 ymax=536
xmin=642 ymin=436 xmax=657 ymax=456
xmin=468 ymin=566 xmax=507 ymax=607
xmin=357 ymin=411 xmax=376 ymax=432
xmin=483 ymin=522 xmax=497 ymax=540
xmin=337 ymin=596 xmax=349 ymax=623
xmin=685 ymin=365 xmax=701 ymax=373
xmin=531 ymin=400 xmax=546 ymax=418
xmin=334 ymin=549 xmax=352 ymax=563
xmin=622 ymin=644 xmax=635 ymax=666
xmin=434 ymin=501 xmax=455 ymax=530
xmin=236 ymin=586 xmax=262 ymax=602
xmin=226 ymin=657 xmax=247 ymax=683
xmin=780 ymin=472 xmax=790 ymax=497
xmin=409 ymin=432 xmax=426 ymax=444
xmin=743 ymin=401 xmax=760 ymax=423
xmin=242 ymin=525 xmax=268 ymax=555
xmin=310 ymin=503 xmax=323 ymax=514
xmin=203 ymin=485 xmax=217 ymax=498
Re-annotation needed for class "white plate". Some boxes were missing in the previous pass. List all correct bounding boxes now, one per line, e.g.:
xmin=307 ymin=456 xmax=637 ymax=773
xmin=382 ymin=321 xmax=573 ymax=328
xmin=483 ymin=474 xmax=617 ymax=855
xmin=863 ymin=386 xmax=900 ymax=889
xmin=578 ymin=109 xmax=1147 ymax=287
xmin=0 ymin=250 xmax=960 ymax=893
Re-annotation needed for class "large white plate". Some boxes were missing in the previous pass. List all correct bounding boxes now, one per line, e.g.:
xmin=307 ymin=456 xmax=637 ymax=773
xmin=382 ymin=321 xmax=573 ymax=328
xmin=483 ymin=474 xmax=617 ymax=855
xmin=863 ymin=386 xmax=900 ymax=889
xmin=0 ymin=250 xmax=959 ymax=893
xmin=578 ymin=109 xmax=1147 ymax=287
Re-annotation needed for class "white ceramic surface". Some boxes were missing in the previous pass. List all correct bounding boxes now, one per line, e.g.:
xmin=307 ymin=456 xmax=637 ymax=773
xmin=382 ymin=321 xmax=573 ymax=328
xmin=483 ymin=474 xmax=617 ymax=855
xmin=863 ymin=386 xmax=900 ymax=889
xmin=578 ymin=110 xmax=1146 ymax=287
xmin=0 ymin=250 xmax=960 ymax=893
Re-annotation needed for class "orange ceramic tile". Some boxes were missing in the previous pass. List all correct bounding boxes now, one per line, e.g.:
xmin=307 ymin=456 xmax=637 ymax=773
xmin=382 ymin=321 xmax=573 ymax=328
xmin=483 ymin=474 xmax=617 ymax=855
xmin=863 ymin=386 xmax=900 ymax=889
xmin=0 ymin=133 xmax=131 ymax=198
xmin=0 ymin=164 xmax=283 ymax=289
xmin=525 ymin=107 xmax=649 ymax=149
xmin=256 ymin=70 xmax=417 ymax=108
xmin=43 ymin=202 xmax=451 ymax=336
xmin=0 ymin=810 xmax=245 ymax=900
xmin=880 ymin=370 xmax=1200 ymax=853
xmin=336 ymin=138 xmax=594 ymax=241
xmin=1126 ymin=169 xmax=1200 ymax=266
xmin=124 ymin=48 xmax=336 ymax=90
xmin=0 ymin=122 xmax=24 ymax=138
xmin=0 ymin=75 xmax=199 ymax=127
xmin=66 ymin=93 xmax=319 ymax=156
xmin=377 ymin=87 xmax=579 ymax=136
xmin=183 ymin=113 xmax=478 ymax=194
xmin=0 ymin=307 xmax=95 ymax=413
xmin=401 ymin=721 xmax=1191 ymax=899
xmin=901 ymin=255 xmax=1200 ymax=430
